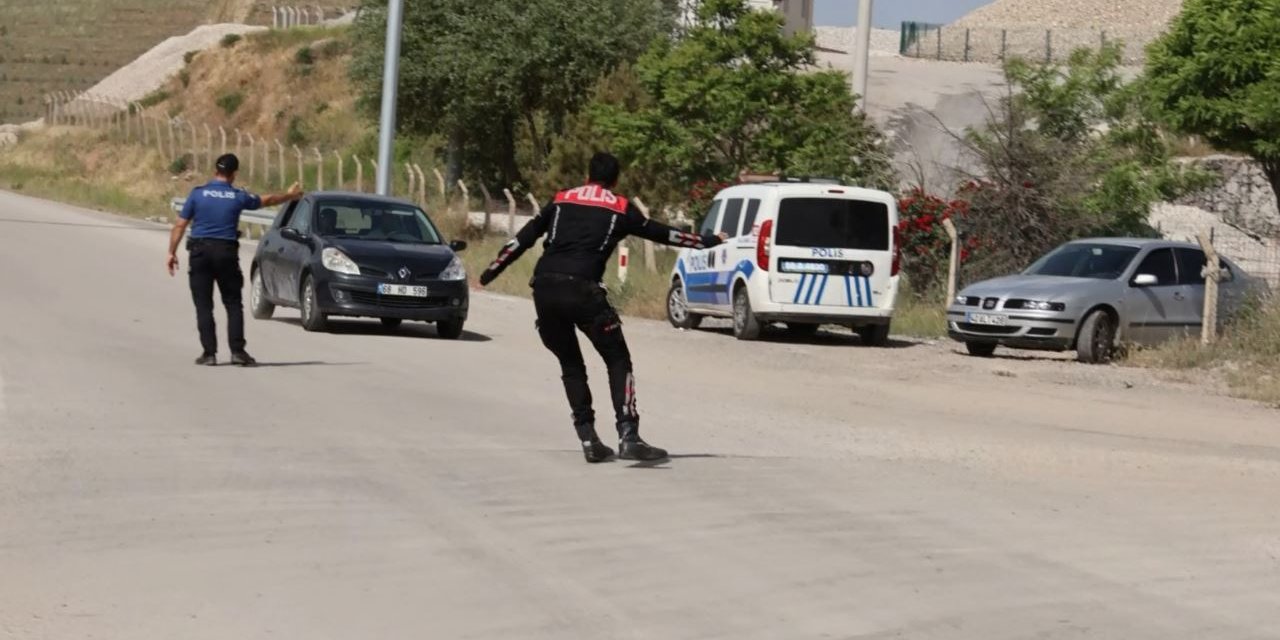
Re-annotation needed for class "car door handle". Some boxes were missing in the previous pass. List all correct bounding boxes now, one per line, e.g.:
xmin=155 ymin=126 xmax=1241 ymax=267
xmin=1173 ymin=292 xmax=1185 ymax=301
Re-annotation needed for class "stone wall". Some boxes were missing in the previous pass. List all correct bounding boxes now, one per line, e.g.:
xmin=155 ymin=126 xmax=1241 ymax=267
xmin=1175 ymin=156 xmax=1280 ymax=238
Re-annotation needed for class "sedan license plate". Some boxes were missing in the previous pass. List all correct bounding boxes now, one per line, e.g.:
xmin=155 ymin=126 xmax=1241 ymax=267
xmin=967 ymin=312 xmax=1008 ymax=326
xmin=377 ymin=283 xmax=429 ymax=298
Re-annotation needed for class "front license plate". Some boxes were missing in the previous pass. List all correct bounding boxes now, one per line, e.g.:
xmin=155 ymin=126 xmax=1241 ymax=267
xmin=967 ymin=312 xmax=1008 ymax=326
xmin=377 ymin=283 xmax=429 ymax=297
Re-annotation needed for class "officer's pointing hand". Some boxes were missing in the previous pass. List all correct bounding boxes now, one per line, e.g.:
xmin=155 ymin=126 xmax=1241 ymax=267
xmin=287 ymin=182 xmax=303 ymax=199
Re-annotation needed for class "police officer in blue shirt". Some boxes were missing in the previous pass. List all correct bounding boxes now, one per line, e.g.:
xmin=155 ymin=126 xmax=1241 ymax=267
xmin=166 ymin=154 xmax=302 ymax=366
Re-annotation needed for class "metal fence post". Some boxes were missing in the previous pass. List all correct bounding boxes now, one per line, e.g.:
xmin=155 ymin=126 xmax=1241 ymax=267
xmin=414 ymin=165 xmax=427 ymax=207
xmin=479 ymin=183 xmax=494 ymax=233
xmin=942 ymin=218 xmax=960 ymax=309
xmin=503 ymin=188 xmax=517 ymax=236
xmin=293 ymin=144 xmax=304 ymax=188
xmin=964 ymin=28 xmax=971 ymax=63
xmin=433 ymin=168 xmax=447 ymax=199
xmin=203 ymin=123 xmax=213 ymax=171
xmin=526 ymin=192 xmax=540 ymax=217
xmin=1197 ymin=231 xmax=1221 ymax=345
xmin=456 ymin=179 xmax=469 ymax=218
xmin=371 ymin=160 xmax=381 ymax=192
xmin=276 ymin=140 xmax=286 ymax=188
xmin=633 ymin=197 xmax=659 ymax=272
xmin=246 ymin=133 xmax=256 ymax=183
xmin=1045 ymin=29 xmax=1052 ymax=63
xmin=314 ymin=148 xmax=324 ymax=191
xmin=404 ymin=162 xmax=416 ymax=201
xmin=333 ymin=150 xmax=344 ymax=190
xmin=219 ymin=126 xmax=227 ymax=155
xmin=353 ymin=154 xmax=363 ymax=192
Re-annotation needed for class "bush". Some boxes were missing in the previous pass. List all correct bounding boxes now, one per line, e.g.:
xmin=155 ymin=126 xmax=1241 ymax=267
xmin=183 ymin=50 xmax=199 ymax=65
xmin=220 ymin=33 xmax=242 ymax=48
xmin=178 ymin=69 xmax=190 ymax=88
xmin=138 ymin=88 xmax=170 ymax=109
xmin=285 ymin=116 xmax=307 ymax=146
xmin=293 ymin=46 xmax=315 ymax=66
xmin=897 ymin=188 xmax=976 ymax=296
xmin=169 ymin=155 xmax=191 ymax=175
xmin=215 ymin=91 xmax=244 ymax=115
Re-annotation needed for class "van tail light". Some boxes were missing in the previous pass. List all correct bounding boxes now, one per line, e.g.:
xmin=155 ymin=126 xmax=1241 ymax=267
xmin=756 ymin=219 xmax=773 ymax=271
xmin=891 ymin=226 xmax=902 ymax=276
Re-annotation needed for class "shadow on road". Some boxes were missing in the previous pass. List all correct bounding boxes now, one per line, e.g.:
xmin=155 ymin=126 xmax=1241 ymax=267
xmin=0 ymin=217 xmax=161 ymax=231
xmin=271 ymin=318 xmax=493 ymax=342
xmin=234 ymin=361 xmax=365 ymax=368
xmin=698 ymin=326 xmax=916 ymax=349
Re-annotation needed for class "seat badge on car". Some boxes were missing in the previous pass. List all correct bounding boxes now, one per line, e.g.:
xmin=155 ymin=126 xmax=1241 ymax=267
xmin=398 ymin=266 xmax=411 ymax=280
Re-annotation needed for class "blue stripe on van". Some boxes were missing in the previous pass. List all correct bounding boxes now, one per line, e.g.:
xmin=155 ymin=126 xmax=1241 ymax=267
xmin=804 ymin=273 xmax=820 ymax=304
xmin=815 ymin=275 xmax=828 ymax=306
xmin=793 ymin=274 xmax=807 ymax=304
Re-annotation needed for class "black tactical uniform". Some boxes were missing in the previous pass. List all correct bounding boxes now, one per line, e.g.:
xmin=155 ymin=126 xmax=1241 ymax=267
xmin=480 ymin=173 xmax=722 ymax=463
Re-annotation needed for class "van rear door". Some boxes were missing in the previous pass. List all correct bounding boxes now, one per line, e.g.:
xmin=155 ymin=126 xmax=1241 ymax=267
xmin=769 ymin=196 xmax=892 ymax=309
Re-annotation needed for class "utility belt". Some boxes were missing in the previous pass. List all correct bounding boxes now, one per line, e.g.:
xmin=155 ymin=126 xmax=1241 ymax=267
xmin=530 ymin=271 xmax=606 ymax=291
xmin=187 ymin=237 xmax=240 ymax=250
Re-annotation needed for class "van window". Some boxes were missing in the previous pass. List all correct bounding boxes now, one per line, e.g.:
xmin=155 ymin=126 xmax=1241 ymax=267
xmin=721 ymin=199 xmax=744 ymax=237
xmin=742 ymin=199 xmax=761 ymax=234
xmin=700 ymin=201 xmax=722 ymax=236
xmin=774 ymin=198 xmax=889 ymax=251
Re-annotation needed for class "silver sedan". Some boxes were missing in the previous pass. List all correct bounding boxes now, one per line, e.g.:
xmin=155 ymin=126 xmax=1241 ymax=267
xmin=947 ymin=238 xmax=1267 ymax=363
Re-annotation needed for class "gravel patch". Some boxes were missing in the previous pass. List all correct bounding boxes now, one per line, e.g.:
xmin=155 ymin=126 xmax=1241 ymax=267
xmin=951 ymin=0 xmax=1185 ymax=29
xmin=814 ymin=26 xmax=902 ymax=57
xmin=77 ymin=24 xmax=267 ymax=106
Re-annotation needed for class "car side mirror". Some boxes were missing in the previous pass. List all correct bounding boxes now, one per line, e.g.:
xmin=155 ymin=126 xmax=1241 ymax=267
xmin=281 ymin=227 xmax=310 ymax=243
xmin=449 ymin=240 xmax=468 ymax=253
xmin=1132 ymin=273 xmax=1158 ymax=287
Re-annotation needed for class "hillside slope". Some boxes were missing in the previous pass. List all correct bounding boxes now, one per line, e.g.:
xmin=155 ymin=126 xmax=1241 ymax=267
xmin=0 ymin=0 xmax=352 ymax=124
xmin=952 ymin=0 xmax=1184 ymax=28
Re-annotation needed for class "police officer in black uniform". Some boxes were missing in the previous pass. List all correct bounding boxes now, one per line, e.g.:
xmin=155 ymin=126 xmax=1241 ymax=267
xmin=480 ymin=153 xmax=725 ymax=463
xmin=166 ymin=154 xmax=302 ymax=366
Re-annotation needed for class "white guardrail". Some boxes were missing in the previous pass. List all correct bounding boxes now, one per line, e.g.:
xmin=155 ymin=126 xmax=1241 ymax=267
xmin=169 ymin=197 xmax=279 ymax=228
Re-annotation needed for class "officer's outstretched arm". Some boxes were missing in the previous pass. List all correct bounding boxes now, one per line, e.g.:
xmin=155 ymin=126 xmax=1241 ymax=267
xmin=479 ymin=203 xmax=552 ymax=286
xmin=624 ymin=205 xmax=723 ymax=250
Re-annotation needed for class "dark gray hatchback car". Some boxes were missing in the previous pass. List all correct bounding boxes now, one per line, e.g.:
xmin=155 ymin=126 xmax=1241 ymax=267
xmin=249 ymin=191 xmax=470 ymax=338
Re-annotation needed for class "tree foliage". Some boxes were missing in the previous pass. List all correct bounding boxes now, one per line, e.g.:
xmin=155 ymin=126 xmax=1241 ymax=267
xmin=952 ymin=44 xmax=1208 ymax=282
xmin=351 ymin=0 xmax=676 ymax=188
xmin=1145 ymin=0 xmax=1280 ymax=203
xmin=593 ymin=0 xmax=893 ymax=197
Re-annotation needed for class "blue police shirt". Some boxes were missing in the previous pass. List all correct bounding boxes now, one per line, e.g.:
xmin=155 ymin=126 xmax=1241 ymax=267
xmin=180 ymin=180 xmax=263 ymax=240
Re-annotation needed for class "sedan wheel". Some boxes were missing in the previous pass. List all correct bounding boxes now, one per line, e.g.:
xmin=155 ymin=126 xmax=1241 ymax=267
xmin=250 ymin=268 xmax=274 ymax=320
xmin=1076 ymin=309 xmax=1116 ymax=364
xmin=300 ymin=275 xmax=328 ymax=332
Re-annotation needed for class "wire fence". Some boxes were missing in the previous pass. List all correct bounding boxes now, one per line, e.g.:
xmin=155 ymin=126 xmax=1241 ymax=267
xmin=899 ymin=21 xmax=1165 ymax=66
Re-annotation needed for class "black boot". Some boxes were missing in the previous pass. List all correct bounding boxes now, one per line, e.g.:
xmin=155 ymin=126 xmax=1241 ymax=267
xmin=230 ymin=351 xmax=257 ymax=367
xmin=618 ymin=423 xmax=668 ymax=461
xmin=575 ymin=422 xmax=614 ymax=463
xmin=194 ymin=353 xmax=217 ymax=366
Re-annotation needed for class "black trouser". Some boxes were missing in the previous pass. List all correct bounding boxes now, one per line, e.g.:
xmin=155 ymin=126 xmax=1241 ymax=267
xmin=187 ymin=238 xmax=245 ymax=355
xmin=532 ymin=274 xmax=639 ymax=442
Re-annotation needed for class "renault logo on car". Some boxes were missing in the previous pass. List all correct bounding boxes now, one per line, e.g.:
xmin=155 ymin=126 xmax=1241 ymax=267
xmin=398 ymin=266 xmax=411 ymax=280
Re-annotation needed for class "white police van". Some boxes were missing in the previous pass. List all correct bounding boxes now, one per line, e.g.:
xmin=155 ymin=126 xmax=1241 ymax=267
xmin=667 ymin=179 xmax=900 ymax=344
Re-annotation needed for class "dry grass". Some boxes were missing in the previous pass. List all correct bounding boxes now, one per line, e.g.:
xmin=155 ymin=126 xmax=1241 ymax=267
xmin=1128 ymin=298 xmax=1280 ymax=406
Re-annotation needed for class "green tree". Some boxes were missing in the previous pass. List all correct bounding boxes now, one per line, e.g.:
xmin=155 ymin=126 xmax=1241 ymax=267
xmin=1145 ymin=0 xmax=1280 ymax=203
xmin=594 ymin=0 xmax=892 ymax=196
xmin=351 ymin=0 xmax=676 ymax=188
xmin=953 ymin=44 xmax=1208 ymax=281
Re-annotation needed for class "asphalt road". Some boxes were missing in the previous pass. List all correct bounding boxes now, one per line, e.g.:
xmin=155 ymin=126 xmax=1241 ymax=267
xmin=2 ymin=190 xmax=1279 ymax=639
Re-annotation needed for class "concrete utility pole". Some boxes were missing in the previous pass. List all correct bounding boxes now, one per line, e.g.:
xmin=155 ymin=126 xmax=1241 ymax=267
xmin=374 ymin=0 xmax=405 ymax=195
xmin=851 ymin=0 xmax=873 ymax=111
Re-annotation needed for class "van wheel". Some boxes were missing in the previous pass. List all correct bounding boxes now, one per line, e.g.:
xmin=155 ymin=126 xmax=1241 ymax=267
xmin=250 ymin=268 xmax=274 ymax=320
xmin=966 ymin=342 xmax=997 ymax=357
xmin=1076 ymin=309 xmax=1116 ymax=364
xmin=732 ymin=287 xmax=762 ymax=341
xmin=667 ymin=280 xmax=702 ymax=330
xmin=857 ymin=323 xmax=891 ymax=347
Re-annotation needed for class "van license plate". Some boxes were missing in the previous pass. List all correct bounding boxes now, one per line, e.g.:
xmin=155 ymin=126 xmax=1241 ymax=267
xmin=967 ymin=312 xmax=1007 ymax=326
xmin=378 ymin=284 xmax=430 ymax=297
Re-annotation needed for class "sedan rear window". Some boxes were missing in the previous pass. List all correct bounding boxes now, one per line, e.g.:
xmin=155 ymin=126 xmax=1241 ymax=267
xmin=775 ymin=198 xmax=889 ymax=251
xmin=1025 ymin=243 xmax=1139 ymax=279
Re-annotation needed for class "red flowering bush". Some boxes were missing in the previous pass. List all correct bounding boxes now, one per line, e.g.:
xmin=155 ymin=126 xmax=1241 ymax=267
xmin=687 ymin=178 xmax=731 ymax=224
xmin=897 ymin=187 xmax=977 ymax=295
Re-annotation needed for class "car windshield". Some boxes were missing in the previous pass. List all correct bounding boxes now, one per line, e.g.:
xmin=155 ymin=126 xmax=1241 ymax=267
xmin=313 ymin=200 xmax=443 ymax=244
xmin=1024 ymin=243 xmax=1140 ymax=279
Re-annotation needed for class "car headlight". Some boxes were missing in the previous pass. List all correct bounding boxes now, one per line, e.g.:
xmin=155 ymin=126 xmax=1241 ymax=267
xmin=321 ymin=248 xmax=360 ymax=275
xmin=439 ymin=255 xmax=466 ymax=281
xmin=1021 ymin=300 xmax=1065 ymax=311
